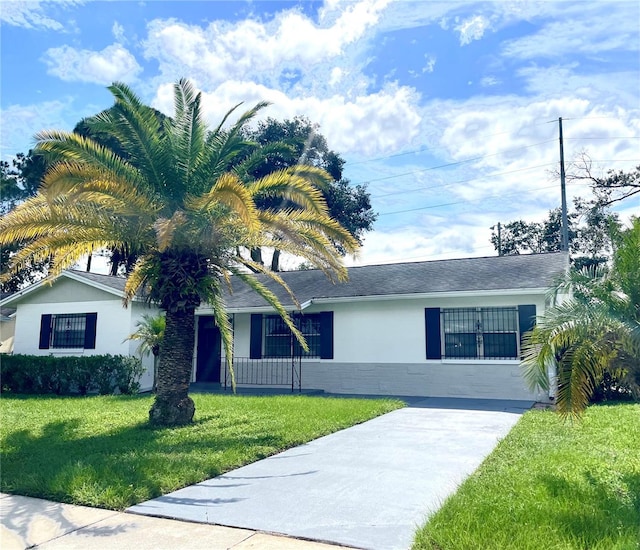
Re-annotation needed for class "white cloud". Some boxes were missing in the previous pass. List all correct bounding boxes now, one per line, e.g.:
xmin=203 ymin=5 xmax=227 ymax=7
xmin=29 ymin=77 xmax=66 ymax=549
xmin=0 ymin=99 xmax=75 ymax=159
xmin=151 ymin=79 xmax=422 ymax=158
xmin=502 ymin=3 xmax=639 ymax=59
xmin=142 ymin=0 xmax=390 ymax=92
xmin=347 ymin=213 xmax=497 ymax=266
xmin=329 ymin=67 xmax=345 ymax=87
xmin=423 ymin=55 xmax=436 ymax=73
xmin=454 ymin=14 xmax=491 ymax=45
xmin=112 ymin=21 xmax=125 ymax=43
xmin=517 ymin=65 xmax=640 ymax=108
xmin=0 ymin=0 xmax=82 ymax=30
xmin=480 ymin=76 xmax=500 ymax=87
xmin=43 ymin=43 xmax=142 ymax=84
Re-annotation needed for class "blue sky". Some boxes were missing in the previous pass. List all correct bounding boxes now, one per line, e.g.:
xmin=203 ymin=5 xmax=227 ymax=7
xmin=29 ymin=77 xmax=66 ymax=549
xmin=1 ymin=0 xmax=639 ymax=267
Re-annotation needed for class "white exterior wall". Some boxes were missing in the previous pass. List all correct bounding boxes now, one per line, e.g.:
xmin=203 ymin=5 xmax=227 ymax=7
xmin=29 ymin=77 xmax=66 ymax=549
xmin=128 ymin=302 xmax=161 ymax=392
xmin=11 ymin=278 xmax=155 ymax=392
xmin=228 ymin=291 xmax=550 ymax=401
xmin=13 ymin=299 xmax=132 ymax=356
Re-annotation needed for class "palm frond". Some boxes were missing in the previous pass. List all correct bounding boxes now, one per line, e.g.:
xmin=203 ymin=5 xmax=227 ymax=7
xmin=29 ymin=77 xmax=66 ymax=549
xmin=153 ymin=211 xmax=187 ymax=252
xmin=229 ymin=264 xmax=307 ymax=352
xmin=203 ymin=102 xmax=270 ymax=182
xmin=171 ymin=79 xmax=206 ymax=190
xmin=123 ymin=256 xmax=154 ymax=306
xmin=95 ymin=84 xmax=175 ymax=201
xmin=43 ymin=162 xmax=159 ymax=216
xmin=35 ymin=131 xmax=143 ymax=186
xmin=186 ymin=173 xmax=259 ymax=233
xmin=207 ymin=290 xmax=236 ymax=391
xmin=249 ymin=167 xmax=331 ymax=214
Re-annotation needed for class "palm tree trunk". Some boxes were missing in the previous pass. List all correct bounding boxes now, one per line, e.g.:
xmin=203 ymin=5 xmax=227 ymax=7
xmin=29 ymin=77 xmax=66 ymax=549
xmin=149 ymin=307 xmax=196 ymax=426
xmin=270 ymin=249 xmax=281 ymax=271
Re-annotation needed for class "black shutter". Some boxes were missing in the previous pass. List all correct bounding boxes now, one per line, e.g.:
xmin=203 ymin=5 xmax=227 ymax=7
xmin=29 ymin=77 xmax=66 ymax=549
xmin=250 ymin=314 xmax=263 ymax=359
xmin=518 ymin=305 xmax=537 ymax=341
xmin=39 ymin=314 xmax=52 ymax=349
xmin=425 ymin=308 xmax=442 ymax=360
xmin=319 ymin=311 xmax=334 ymax=359
xmin=84 ymin=312 xmax=97 ymax=349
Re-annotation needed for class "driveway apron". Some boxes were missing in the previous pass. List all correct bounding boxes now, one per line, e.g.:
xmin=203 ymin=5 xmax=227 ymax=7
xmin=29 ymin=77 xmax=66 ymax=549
xmin=128 ymin=398 xmax=530 ymax=550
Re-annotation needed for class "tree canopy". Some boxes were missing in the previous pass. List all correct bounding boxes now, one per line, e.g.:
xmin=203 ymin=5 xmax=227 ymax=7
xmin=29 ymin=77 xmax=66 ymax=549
xmin=522 ymin=217 xmax=640 ymax=416
xmin=0 ymin=152 xmax=49 ymax=292
xmin=565 ymin=154 xmax=640 ymax=206
xmin=490 ymin=200 xmax=620 ymax=269
xmin=0 ymin=79 xmax=358 ymax=426
xmin=242 ymin=116 xmax=376 ymax=270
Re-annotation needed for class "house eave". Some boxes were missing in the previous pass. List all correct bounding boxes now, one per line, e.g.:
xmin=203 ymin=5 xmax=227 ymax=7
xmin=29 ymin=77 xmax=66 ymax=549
xmin=195 ymin=287 xmax=548 ymax=314
xmin=0 ymin=270 xmax=142 ymax=307
xmin=61 ymin=271 xmax=130 ymax=299
xmin=305 ymin=287 xmax=548 ymax=305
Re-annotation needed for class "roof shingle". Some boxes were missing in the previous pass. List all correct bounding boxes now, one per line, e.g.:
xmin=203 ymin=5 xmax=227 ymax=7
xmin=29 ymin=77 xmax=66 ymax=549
xmin=222 ymin=252 xmax=569 ymax=309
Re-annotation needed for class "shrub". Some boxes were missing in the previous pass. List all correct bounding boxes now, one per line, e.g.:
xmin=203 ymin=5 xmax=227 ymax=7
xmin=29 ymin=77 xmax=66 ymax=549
xmin=0 ymin=354 xmax=145 ymax=395
xmin=591 ymin=370 xmax=636 ymax=403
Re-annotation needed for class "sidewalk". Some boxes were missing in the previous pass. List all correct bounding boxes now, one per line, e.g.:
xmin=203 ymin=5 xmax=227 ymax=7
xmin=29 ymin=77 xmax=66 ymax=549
xmin=0 ymin=493 xmax=350 ymax=550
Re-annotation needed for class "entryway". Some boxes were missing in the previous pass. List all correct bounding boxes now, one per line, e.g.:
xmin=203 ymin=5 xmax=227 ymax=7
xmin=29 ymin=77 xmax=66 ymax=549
xmin=195 ymin=316 xmax=221 ymax=383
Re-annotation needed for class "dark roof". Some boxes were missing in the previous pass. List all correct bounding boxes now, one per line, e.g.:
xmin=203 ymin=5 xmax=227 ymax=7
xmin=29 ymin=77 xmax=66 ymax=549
xmin=66 ymin=270 xmax=128 ymax=293
xmin=223 ymin=252 xmax=569 ymax=309
xmin=2 ymin=253 xmax=567 ymax=310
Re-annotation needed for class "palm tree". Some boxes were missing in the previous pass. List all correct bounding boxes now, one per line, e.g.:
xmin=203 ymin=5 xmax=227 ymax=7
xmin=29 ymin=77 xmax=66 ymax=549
xmin=522 ymin=217 xmax=640 ymax=416
xmin=126 ymin=313 xmax=165 ymax=392
xmin=0 ymin=79 xmax=358 ymax=426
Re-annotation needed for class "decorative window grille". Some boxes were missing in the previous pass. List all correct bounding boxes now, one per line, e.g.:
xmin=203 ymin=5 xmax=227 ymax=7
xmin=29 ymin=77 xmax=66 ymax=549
xmin=263 ymin=314 xmax=321 ymax=358
xmin=51 ymin=314 xmax=87 ymax=349
xmin=442 ymin=307 xmax=518 ymax=359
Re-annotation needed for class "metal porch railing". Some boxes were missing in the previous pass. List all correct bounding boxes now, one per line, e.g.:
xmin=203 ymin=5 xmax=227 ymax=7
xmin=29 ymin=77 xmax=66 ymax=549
xmin=223 ymin=356 xmax=302 ymax=392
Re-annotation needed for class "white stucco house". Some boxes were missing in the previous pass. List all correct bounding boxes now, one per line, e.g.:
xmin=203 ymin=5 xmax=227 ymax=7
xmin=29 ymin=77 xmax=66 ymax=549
xmin=0 ymin=270 xmax=159 ymax=391
xmin=0 ymin=252 xmax=568 ymax=401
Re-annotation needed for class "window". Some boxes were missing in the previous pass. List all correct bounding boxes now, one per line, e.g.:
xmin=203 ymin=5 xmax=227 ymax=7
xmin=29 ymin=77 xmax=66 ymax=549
xmin=263 ymin=314 xmax=322 ymax=357
xmin=425 ymin=305 xmax=536 ymax=361
xmin=39 ymin=313 xmax=97 ymax=350
xmin=442 ymin=307 xmax=518 ymax=359
xmin=250 ymin=312 xmax=333 ymax=359
xmin=52 ymin=314 xmax=87 ymax=348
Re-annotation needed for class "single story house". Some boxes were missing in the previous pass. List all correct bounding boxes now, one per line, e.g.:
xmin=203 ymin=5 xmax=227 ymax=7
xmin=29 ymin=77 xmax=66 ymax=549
xmin=0 ymin=270 xmax=159 ymax=391
xmin=0 ymin=252 xmax=568 ymax=401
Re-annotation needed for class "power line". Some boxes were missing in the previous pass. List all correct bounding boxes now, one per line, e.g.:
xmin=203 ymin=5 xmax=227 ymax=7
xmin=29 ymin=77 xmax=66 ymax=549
xmin=565 ymin=136 xmax=640 ymax=140
xmin=372 ymin=162 xmax=557 ymax=199
xmin=350 ymin=244 xmax=498 ymax=266
xmin=371 ymin=158 xmax=639 ymax=200
xmin=348 ymin=119 xmax=635 ymax=168
xmin=352 ymin=139 xmax=557 ymax=186
xmin=377 ymin=180 xmax=592 ymax=217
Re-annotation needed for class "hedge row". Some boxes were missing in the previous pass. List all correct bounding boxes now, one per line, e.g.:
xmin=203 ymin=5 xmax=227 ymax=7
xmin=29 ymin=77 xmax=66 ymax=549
xmin=0 ymin=354 xmax=145 ymax=395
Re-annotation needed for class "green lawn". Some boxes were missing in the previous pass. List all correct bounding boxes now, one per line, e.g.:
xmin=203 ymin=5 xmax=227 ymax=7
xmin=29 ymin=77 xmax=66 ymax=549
xmin=413 ymin=403 xmax=640 ymax=550
xmin=0 ymin=393 xmax=402 ymax=510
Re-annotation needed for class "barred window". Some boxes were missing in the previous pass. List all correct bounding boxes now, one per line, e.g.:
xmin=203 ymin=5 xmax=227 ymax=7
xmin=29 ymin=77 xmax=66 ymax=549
xmin=263 ymin=314 xmax=321 ymax=358
xmin=39 ymin=313 xmax=97 ymax=350
xmin=442 ymin=307 xmax=518 ymax=359
xmin=52 ymin=314 xmax=87 ymax=348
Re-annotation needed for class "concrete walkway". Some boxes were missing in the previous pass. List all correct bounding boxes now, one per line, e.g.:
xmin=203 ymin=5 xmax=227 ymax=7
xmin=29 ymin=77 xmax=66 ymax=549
xmin=1 ymin=397 xmax=531 ymax=550
xmin=129 ymin=398 xmax=531 ymax=550
xmin=0 ymin=493 xmax=343 ymax=550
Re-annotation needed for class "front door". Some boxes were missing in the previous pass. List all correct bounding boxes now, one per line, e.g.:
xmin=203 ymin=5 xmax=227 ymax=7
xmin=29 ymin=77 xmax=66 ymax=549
xmin=196 ymin=316 xmax=221 ymax=383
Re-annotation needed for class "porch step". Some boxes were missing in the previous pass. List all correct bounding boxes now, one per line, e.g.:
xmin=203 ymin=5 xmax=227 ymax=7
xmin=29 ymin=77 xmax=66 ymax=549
xmin=190 ymin=383 xmax=324 ymax=396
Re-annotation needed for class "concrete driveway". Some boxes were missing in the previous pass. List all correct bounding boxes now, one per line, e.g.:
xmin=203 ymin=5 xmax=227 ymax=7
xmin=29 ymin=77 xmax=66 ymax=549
xmin=129 ymin=397 xmax=531 ymax=550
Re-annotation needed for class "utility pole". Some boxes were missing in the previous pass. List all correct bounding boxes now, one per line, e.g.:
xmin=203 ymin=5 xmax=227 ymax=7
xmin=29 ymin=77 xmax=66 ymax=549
xmin=558 ymin=117 xmax=569 ymax=252
xmin=491 ymin=222 xmax=502 ymax=256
